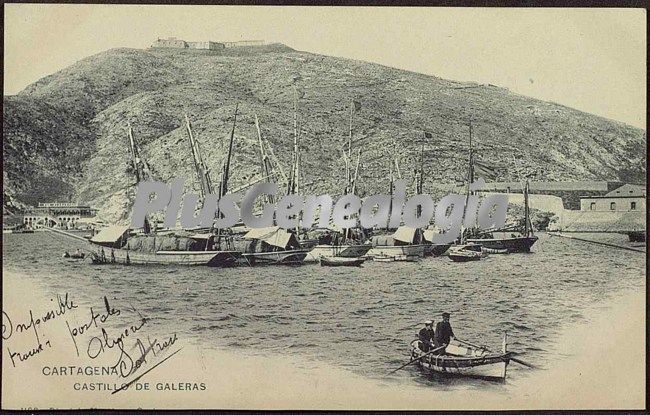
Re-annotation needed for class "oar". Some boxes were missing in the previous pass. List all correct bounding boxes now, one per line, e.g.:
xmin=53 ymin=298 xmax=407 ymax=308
xmin=507 ymin=356 xmax=538 ymax=369
xmin=388 ymin=345 xmax=445 ymax=375
xmin=454 ymin=337 xmax=539 ymax=369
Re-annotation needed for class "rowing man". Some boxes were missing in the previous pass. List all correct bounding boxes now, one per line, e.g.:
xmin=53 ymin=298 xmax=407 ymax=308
xmin=418 ymin=320 xmax=435 ymax=352
xmin=434 ymin=312 xmax=455 ymax=353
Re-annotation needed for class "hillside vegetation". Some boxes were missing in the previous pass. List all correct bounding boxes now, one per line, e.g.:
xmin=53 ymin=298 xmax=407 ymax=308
xmin=3 ymin=44 xmax=646 ymax=221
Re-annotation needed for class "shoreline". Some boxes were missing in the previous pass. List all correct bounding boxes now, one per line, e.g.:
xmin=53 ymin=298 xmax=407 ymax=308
xmin=2 ymin=269 xmax=645 ymax=410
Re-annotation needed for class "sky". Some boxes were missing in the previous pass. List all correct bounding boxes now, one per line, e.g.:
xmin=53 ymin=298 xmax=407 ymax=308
xmin=3 ymin=5 xmax=646 ymax=128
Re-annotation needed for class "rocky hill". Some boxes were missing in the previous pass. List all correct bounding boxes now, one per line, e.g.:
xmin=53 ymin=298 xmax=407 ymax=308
xmin=3 ymin=44 xmax=646 ymax=221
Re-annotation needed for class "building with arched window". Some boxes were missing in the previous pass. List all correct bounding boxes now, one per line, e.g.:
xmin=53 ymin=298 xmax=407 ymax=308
xmin=23 ymin=203 xmax=98 ymax=229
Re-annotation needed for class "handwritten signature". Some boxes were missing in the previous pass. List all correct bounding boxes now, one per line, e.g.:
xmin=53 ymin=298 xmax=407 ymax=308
xmin=3 ymin=293 xmax=77 ymax=366
xmin=3 ymin=292 xmax=182 ymax=393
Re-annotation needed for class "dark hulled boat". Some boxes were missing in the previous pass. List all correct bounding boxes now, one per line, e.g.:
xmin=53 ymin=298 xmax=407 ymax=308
xmin=448 ymin=243 xmax=485 ymax=262
xmin=320 ymin=256 xmax=365 ymax=267
xmin=234 ymin=226 xmax=309 ymax=266
xmin=468 ymin=234 xmax=538 ymax=253
xmin=467 ymin=181 xmax=538 ymax=253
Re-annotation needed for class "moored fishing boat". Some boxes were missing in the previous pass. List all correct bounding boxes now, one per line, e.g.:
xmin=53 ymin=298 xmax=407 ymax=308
xmin=89 ymin=244 xmax=241 ymax=266
xmin=235 ymin=226 xmax=309 ymax=266
xmin=481 ymin=246 xmax=509 ymax=254
xmin=241 ymin=250 xmax=308 ymax=265
xmin=422 ymin=228 xmax=452 ymax=256
xmin=306 ymin=243 xmax=372 ymax=262
xmin=47 ymin=226 xmax=242 ymax=266
xmin=320 ymin=256 xmax=365 ymax=267
xmin=367 ymin=244 xmax=428 ymax=259
xmin=467 ymin=181 xmax=538 ymax=253
xmin=468 ymin=233 xmax=538 ymax=253
xmin=373 ymin=255 xmax=395 ymax=263
xmin=448 ymin=243 xmax=486 ymax=262
xmin=367 ymin=227 xmax=428 ymax=259
xmin=409 ymin=339 xmax=512 ymax=380
xmin=395 ymin=254 xmax=420 ymax=262
xmin=425 ymin=242 xmax=452 ymax=256
xmin=63 ymin=251 xmax=86 ymax=259
xmin=4 ymin=228 xmax=35 ymax=234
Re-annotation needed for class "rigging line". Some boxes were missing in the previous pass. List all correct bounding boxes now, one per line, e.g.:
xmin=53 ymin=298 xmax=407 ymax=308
xmin=45 ymin=228 xmax=94 ymax=254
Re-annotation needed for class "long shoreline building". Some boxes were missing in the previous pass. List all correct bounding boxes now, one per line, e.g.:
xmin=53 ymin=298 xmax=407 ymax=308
xmin=23 ymin=202 xmax=98 ymax=229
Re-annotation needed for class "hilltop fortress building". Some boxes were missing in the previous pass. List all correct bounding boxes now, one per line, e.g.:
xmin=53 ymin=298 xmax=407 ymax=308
xmin=151 ymin=37 xmax=264 ymax=50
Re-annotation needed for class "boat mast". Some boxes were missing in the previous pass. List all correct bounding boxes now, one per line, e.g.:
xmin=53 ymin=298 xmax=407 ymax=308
xmin=127 ymin=125 xmax=141 ymax=183
xmin=127 ymin=124 xmax=153 ymax=232
xmin=287 ymin=88 xmax=300 ymax=196
xmin=347 ymin=100 xmax=354 ymax=188
xmin=254 ymin=114 xmax=276 ymax=205
xmin=266 ymin=137 xmax=288 ymax=188
xmin=524 ymin=179 xmax=533 ymax=237
xmin=387 ymin=162 xmax=394 ymax=231
xmin=416 ymin=134 xmax=426 ymax=218
xmin=295 ymin=124 xmax=300 ymax=195
xmin=460 ymin=122 xmax=474 ymax=244
xmin=185 ymin=115 xmax=214 ymax=198
xmin=127 ymin=124 xmax=153 ymax=184
xmin=220 ymin=104 xmax=239 ymax=198
xmin=343 ymin=149 xmax=362 ymax=243
xmin=417 ymin=136 xmax=425 ymax=195
xmin=351 ymin=149 xmax=361 ymax=195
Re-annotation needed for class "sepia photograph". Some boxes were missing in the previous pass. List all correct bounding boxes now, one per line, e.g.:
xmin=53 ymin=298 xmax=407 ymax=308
xmin=2 ymin=4 xmax=646 ymax=410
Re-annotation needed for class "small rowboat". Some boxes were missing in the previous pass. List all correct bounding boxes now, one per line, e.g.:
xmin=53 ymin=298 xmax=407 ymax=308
xmin=373 ymin=255 xmax=395 ymax=263
xmin=320 ymin=257 xmax=365 ymax=267
xmin=63 ymin=252 xmax=86 ymax=259
xmin=395 ymin=254 xmax=420 ymax=262
xmin=448 ymin=243 xmax=486 ymax=262
xmin=409 ymin=338 xmax=512 ymax=381
xmin=481 ymin=247 xmax=508 ymax=255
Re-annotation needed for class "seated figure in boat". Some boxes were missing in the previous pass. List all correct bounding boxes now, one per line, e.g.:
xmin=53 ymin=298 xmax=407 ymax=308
xmin=434 ymin=312 xmax=455 ymax=353
xmin=417 ymin=320 xmax=435 ymax=352
xmin=63 ymin=248 xmax=85 ymax=259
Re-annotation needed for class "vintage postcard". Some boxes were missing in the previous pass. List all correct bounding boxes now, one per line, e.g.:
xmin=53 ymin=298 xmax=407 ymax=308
xmin=2 ymin=4 xmax=646 ymax=410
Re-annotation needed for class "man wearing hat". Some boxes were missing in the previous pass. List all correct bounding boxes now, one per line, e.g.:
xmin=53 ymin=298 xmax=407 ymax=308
xmin=434 ymin=312 xmax=455 ymax=352
xmin=418 ymin=320 xmax=436 ymax=352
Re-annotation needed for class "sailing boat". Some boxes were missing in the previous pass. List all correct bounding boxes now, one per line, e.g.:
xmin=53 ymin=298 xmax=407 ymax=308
xmin=305 ymin=100 xmax=372 ymax=262
xmin=467 ymin=179 xmax=539 ymax=253
xmin=366 ymin=153 xmax=429 ymax=260
xmin=413 ymin=134 xmax=451 ymax=256
xmin=304 ymin=149 xmax=372 ymax=262
xmin=225 ymin=100 xmax=310 ymax=266
xmin=48 ymin=124 xmax=241 ymax=266
xmin=448 ymin=123 xmax=486 ymax=262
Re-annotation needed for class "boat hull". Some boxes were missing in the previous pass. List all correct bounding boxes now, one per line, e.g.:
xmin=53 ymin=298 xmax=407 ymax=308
xmin=448 ymin=244 xmax=486 ymax=262
xmin=425 ymin=243 xmax=452 ymax=256
xmin=466 ymin=236 xmax=538 ymax=253
xmin=415 ymin=353 xmax=508 ymax=379
xmin=305 ymin=244 xmax=372 ymax=262
xmin=448 ymin=253 xmax=482 ymax=262
xmin=320 ymin=257 xmax=365 ymax=267
xmin=366 ymin=244 xmax=428 ymax=259
xmin=240 ymin=249 xmax=309 ymax=265
xmin=410 ymin=340 xmax=509 ymax=381
xmin=89 ymin=245 xmax=241 ymax=267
